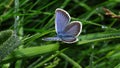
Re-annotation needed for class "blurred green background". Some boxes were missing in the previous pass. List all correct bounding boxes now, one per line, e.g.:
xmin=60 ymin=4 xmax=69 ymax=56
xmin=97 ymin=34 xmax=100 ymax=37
xmin=0 ymin=0 xmax=120 ymax=68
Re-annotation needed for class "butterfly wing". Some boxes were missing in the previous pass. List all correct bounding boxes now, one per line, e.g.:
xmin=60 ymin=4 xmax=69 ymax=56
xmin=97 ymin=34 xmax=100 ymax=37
xmin=61 ymin=37 xmax=78 ymax=43
xmin=61 ymin=21 xmax=82 ymax=43
xmin=55 ymin=8 xmax=71 ymax=34
xmin=42 ymin=37 xmax=61 ymax=41
xmin=63 ymin=21 xmax=82 ymax=37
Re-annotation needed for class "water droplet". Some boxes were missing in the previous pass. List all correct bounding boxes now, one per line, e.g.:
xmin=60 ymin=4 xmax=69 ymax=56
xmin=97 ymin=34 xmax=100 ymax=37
xmin=101 ymin=25 xmax=107 ymax=29
xmin=44 ymin=63 xmax=48 ymax=66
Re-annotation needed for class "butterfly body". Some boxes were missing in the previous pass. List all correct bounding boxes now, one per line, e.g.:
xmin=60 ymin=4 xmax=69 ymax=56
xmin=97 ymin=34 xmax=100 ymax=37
xmin=42 ymin=8 xmax=82 ymax=43
xmin=57 ymin=32 xmax=74 ymax=38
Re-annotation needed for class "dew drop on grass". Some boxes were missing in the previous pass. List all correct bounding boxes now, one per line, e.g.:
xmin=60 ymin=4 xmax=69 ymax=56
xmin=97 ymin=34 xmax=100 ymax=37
xmin=44 ymin=63 xmax=48 ymax=66
xmin=101 ymin=25 xmax=108 ymax=29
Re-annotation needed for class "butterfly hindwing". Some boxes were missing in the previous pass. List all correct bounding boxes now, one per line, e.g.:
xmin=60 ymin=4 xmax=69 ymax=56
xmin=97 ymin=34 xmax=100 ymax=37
xmin=60 ymin=21 xmax=82 ymax=43
xmin=63 ymin=21 xmax=82 ymax=37
xmin=61 ymin=37 xmax=78 ymax=43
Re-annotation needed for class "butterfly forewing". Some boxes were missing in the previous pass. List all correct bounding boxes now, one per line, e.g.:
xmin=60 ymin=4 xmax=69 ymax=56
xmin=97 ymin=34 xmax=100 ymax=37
xmin=55 ymin=8 xmax=71 ymax=34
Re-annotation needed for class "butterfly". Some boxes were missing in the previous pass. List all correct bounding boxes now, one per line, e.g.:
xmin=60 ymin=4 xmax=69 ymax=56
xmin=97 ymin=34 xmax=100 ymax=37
xmin=42 ymin=8 xmax=82 ymax=43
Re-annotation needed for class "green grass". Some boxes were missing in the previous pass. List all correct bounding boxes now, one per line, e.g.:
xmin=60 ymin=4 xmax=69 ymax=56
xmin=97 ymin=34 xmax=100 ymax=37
xmin=0 ymin=0 xmax=120 ymax=68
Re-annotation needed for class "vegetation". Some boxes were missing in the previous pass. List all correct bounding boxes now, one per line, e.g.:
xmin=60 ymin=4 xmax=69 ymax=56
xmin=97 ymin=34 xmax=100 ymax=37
xmin=0 ymin=0 xmax=120 ymax=68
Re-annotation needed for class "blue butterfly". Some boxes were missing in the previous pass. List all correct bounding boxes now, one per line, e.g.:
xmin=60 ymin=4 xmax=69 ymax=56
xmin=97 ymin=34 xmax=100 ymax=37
xmin=42 ymin=8 xmax=82 ymax=43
